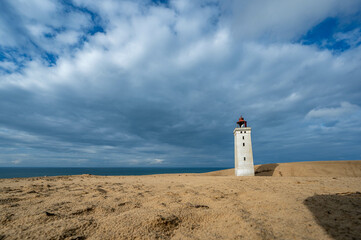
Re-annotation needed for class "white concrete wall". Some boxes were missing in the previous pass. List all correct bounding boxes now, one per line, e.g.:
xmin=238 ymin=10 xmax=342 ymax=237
xmin=234 ymin=127 xmax=254 ymax=176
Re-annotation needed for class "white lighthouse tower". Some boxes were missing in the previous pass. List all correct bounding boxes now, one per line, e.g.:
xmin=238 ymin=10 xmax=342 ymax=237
xmin=234 ymin=115 xmax=254 ymax=176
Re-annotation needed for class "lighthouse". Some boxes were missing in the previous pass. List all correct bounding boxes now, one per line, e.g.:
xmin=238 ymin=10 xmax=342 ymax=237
xmin=234 ymin=115 xmax=254 ymax=176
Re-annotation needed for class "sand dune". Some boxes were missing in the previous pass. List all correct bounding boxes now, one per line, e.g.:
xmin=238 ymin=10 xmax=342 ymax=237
xmin=204 ymin=160 xmax=361 ymax=177
xmin=1 ymin=161 xmax=361 ymax=239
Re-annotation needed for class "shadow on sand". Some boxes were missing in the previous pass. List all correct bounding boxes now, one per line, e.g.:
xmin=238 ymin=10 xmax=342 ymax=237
xmin=255 ymin=164 xmax=279 ymax=176
xmin=304 ymin=192 xmax=361 ymax=240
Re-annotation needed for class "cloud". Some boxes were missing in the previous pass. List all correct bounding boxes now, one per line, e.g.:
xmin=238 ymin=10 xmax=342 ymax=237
xmin=0 ymin=0 xmax=98 ymax=69
xmin=0 ymin=0 xmax=361 ymax=167
xmin=306 ymin=102 xmax=361 ymax=119
xmin=334 ymin=28 xmax=361 ymax=48
xmin=11 ymin=159 xmax=22 ymax=165
xmin=150 ymin=158 xmax=165 ymax=164
xmin=223 ymin=0 xmax=361 ymax=42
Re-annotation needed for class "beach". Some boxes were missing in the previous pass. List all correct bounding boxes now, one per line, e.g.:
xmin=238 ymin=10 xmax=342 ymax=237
xmin=1 ymin=161 xmax=361 ymax=239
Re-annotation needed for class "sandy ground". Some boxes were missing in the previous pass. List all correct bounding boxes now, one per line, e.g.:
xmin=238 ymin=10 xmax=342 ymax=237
xmin=205 ymin=160 xmax=361 ymax=177
xmin=1 ymin=161 xmax=361 ymax=240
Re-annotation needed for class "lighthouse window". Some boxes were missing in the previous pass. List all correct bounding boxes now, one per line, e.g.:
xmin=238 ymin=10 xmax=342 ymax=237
xmin=243 ymin=143 xmax=245 ymax=146
xmin=242 ymin=136 xmax=244 ymax=140
xmin=244 ymin=157 xmax=246 ymax=161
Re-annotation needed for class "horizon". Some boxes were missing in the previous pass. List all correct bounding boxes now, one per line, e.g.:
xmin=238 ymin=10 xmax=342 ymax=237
xmin=1 ymin=159 xmax=360 ymax=169
xmin=0 ymin=166 xmax=231 ymax=168
xmin=1 ymin=0 xmax=361 ymax=167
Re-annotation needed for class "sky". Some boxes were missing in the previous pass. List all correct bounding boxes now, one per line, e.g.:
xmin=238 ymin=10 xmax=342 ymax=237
xmin=0 ymin=0 xmax=361 ymax=167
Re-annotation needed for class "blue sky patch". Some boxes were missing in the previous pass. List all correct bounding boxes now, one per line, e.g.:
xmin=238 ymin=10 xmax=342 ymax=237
xmin=299 ymin=14 xmax=361 ymax=52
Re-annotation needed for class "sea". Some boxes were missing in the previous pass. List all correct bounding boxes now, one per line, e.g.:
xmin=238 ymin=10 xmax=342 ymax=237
xmin=0 ymin=167 xmax=229 ymax=179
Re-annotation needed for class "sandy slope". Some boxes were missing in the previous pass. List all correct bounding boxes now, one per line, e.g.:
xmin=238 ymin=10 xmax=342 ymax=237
xmin=0 ymin=161 xmax=361 ymax=240
xmin=204 ymin=160 xmax=361 ymax=177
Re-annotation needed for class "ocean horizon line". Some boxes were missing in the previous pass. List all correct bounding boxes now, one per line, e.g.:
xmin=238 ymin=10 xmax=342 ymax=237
xmin=0 ymin=167 xmax=231 ymax=179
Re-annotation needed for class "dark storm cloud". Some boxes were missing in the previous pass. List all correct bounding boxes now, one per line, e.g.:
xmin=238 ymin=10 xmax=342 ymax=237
xmin=0 ymin=0 xmax=361 ymax=167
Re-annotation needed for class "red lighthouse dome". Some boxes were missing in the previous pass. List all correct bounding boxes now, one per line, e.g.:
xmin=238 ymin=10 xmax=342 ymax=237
xmin=237 ymin=115 xmax=247 ymax=128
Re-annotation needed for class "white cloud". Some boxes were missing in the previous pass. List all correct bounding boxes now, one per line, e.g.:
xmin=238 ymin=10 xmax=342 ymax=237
xmin=0 ymin=61 xmax=18 ymax=72
xmin=223 ymin=0 xmax=361 ymax=42
xmin=334 ymin=28 xmax=361 ymax=48
xmin=306 ymin=102 xmax=361 ymax=119
xmin=150 ymin=159 xmax=165 ymax=164
xmin=11 ymin=159 xmax=22 ymax=165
